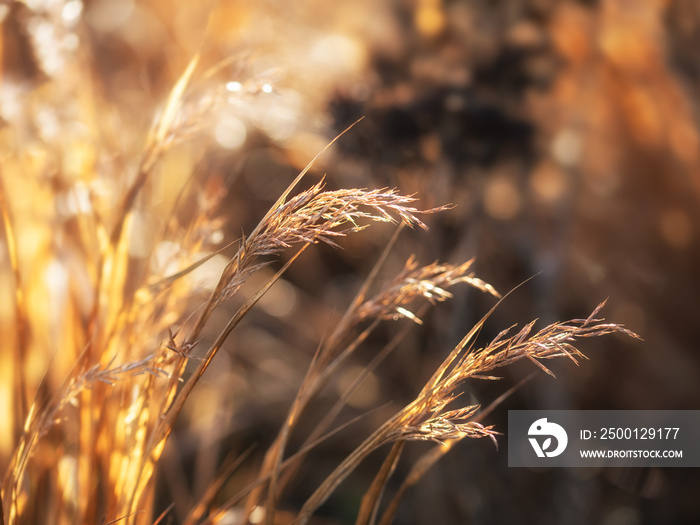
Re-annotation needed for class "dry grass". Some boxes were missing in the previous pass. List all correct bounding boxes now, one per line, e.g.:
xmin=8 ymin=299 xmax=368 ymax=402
xmin=0 ymin=2 xmax=641 ymax=525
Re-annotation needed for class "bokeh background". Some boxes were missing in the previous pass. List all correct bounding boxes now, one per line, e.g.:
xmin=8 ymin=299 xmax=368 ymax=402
xmin=2 ymin=0 xmax=700 ymax=523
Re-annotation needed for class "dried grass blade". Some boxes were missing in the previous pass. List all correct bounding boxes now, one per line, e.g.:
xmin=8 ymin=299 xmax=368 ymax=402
xmin=0 ymin=176 xmax=29 ymax=443
xmin=259 ymin=317 xmax=378 ymax=525
xmin=296 ymin=432 xmax=387 ymax=525
xmin=356 ymin=441 xmax=405 ymax=525
xmin=332 ymin=223 xmax=404 ymax=342
xmin=132 ymin=247 xmax=308 ymax=518
xmin=376 ymin=373 xmax=534 ymax=525
xmin=311 ymin=309 xmax=421 ymax=447
xmin=204 ymin=407 xmax=385 ymax=525
xmin=476 ymin=373 xmax=536 ymax=423
xmin=2 ymin=349 xmax=65 ymax=521
xmin=149 ymin=245 xmax=308 ymax=452
xmin=185 ymin=446 xmax=256 ymax=525
xmin=149 ymin=54 xmax=200 ymax=150
xmin=149 ymin=238 xmax=239 ymax=292
xmin=526 ymin=355 xmax=556 ymax=377
xmin=102 ymin=509 xmax=144 ymax=524
xmin=256 ymin=227 xmax=404 ymax=522
xmin=274 ymin=311 xmax=422 ymax=505
xmin=254 ymin=118 xmax=364 ymax=238
xmin=152 ymin=504 xmax=175 ymax=525
xmin=420 ymin=275 xmax=537 ymax=394
xmin=376 ymin=443 xmax=449 ymax=525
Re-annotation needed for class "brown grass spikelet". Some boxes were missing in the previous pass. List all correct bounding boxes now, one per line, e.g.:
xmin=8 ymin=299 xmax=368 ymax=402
xmin=391 ymin=405 xmax=498 ymax=445
xmin=450 ymin=299 xmax=641 ymax=382
xmin=354 ymin=254 xmax=500 ymax=325
xmin=295 ymin=300 xmax=640 ymax=524
xmin=208 ymin=181 xmax=439 ymax=312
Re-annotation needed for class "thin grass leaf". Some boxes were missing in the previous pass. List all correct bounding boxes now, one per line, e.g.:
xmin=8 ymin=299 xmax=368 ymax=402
xmin=184 ymin=446 xmax=256 ymax=525
xmin=355 ymin=441 xmax=405 ymax=525
xmin=0 ymin=177 xmax=29 ymax=445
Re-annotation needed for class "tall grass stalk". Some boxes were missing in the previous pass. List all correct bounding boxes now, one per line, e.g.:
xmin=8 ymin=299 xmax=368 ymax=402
xmin=0 ymin=11 xmax=640 ymax=523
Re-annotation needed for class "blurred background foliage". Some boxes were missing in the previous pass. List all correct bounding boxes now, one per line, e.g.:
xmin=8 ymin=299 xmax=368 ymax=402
xmin=1 ymin=0 xmax=699 ymax=523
